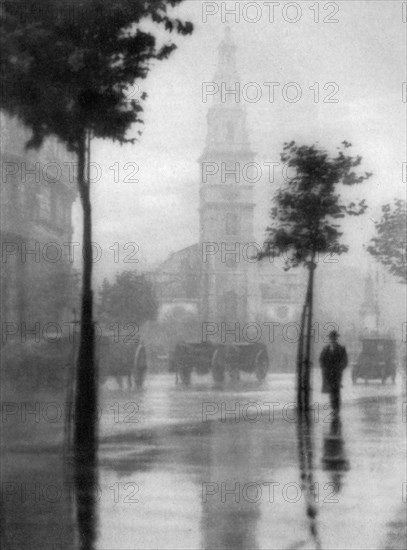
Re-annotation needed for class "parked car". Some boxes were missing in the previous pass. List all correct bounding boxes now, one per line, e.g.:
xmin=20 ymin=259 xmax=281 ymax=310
xmin=352 ymin=337 xmax=396 ymax=384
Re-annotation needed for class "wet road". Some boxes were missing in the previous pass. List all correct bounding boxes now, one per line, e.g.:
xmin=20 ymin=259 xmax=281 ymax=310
xmin=95 ymin=371 xmax=406 ymax=550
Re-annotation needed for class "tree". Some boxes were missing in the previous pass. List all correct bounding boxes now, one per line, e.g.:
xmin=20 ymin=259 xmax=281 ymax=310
xmin=367 ymin=199 xmax=407 ymax=283
xmin=98 ymin=270 xmax=157 ymax=327
xmin=261 ymin=141 xmax=371 ymax=412
xmin=1 ymin=1 xmax=192 ymax=546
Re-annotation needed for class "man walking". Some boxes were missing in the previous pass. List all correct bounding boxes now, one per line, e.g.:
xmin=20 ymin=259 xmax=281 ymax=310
xmin=319 ymin=330 xmax=348 ymax=415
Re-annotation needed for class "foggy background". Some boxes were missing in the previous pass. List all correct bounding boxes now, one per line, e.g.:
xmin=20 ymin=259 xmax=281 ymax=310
xmin=72 ymin=0 xmax=406 ymax=331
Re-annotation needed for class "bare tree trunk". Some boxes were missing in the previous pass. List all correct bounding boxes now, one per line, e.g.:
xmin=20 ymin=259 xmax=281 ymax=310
xmin=296 ymin=258 xmax=321 ymax=548
xmin=303 ymin=257 xmax=316 ymax=410
xmin=296 ymin=295 xmax=307 ymax=409
xmin=296 ymin=256 xmax=316 ymax=412
xmin=74 ymin=130 xmax=97 ymax=549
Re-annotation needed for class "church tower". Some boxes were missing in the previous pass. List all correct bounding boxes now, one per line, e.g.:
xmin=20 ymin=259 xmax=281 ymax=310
xmin=199 ymin=28 xmax=257 ymax=330
xmin=359 ymin=272 xmax=380 ymax=334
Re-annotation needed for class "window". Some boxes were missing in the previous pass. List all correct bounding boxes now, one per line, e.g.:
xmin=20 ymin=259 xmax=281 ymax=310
xmin=225 ymin=213 xmax=238 ymax=235
xmin=225 ymin=257 xmax=237 ymax=269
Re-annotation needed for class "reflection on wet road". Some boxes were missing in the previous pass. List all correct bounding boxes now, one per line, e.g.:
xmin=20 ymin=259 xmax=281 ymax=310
xmin=96 ymin=372 xmax=406 ymax=549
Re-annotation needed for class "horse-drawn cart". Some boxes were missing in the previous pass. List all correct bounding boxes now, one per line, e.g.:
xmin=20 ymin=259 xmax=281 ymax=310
xmin=97 ymin=336 xmax=148 ymax=390
xmin=212 ymin=343 xmax=269 ymax=383
xmin=169 ymin=341 xmax=214 ymax=385
xmin=169 ymin=341 xmax=269 ymax=386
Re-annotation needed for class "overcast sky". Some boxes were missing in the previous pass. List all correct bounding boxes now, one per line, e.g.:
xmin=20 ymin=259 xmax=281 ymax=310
xmin=73 ymin=0 xmax=406 ymax=283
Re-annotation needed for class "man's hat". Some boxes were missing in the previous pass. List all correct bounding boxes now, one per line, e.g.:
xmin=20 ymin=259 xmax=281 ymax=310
xmin=328 ymin=330 xmax=339 ymax=339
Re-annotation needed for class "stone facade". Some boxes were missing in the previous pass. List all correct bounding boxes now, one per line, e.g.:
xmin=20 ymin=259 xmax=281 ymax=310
xmin=1 ymin=113 xmax=77 ymax=336
xmin=152 ymin=31 xmax=305 ymax=368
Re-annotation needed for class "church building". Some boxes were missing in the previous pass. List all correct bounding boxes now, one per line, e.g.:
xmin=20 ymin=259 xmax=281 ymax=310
xmin=152 ymin=30 xmax=304 ymax=367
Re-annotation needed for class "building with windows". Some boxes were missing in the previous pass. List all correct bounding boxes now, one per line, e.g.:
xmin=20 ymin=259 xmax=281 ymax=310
xmin=151 ymin=30 xmax=305 ymax=368
xmin=0 ymin=113 xmax=77 ymax=333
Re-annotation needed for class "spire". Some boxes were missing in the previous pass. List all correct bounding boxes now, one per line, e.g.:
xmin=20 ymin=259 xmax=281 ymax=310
xmin=214 ymin=26 xmax=239 ymax=83
xmin=360 ymin=273 xmax=380 ymax=333
xmin=201 ymin=29 xmax=253 ymax=157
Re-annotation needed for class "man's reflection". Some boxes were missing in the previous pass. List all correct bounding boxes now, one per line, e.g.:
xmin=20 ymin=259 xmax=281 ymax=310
xmin=321 ymin=417 xmax=350 ymax=494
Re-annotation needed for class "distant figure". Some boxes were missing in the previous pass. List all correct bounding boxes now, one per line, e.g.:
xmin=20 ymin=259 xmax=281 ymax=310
xmin=319 ymin=330 xmax=348 ymax=415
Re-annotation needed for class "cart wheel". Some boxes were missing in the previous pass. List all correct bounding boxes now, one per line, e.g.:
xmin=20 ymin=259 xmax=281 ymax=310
xmin=211 ymin=350 xmax=225 ymax=384
xmin=212 ymin=365 xmax=225 ymax=383
xmin=135 ymin=368 xmax=147 ymax=389
xmin=179 ymin=366 xmax=192 ymax=386
xmin=134 ymin=345 xmax=148 ymax=389
xmin=381 ymin=368 xmax=387 ymax=385
xmin=255 ymin=353 xmax=268 ymax=382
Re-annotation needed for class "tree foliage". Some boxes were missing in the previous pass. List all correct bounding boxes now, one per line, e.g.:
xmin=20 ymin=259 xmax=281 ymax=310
xmin=262 ymin=141 xmax=372 ymax=268
xmin=98 ymin=270 xmax=158 ymax=326
xmin=0 ymin=0 xmax=193 ymax=151
xmin=367 ymin=199 xmax=407 ymax=283
xmin=1 ymin=3 xmax=192 ymax=536
xmin=261 ymin=140 xmax=372 ymax=413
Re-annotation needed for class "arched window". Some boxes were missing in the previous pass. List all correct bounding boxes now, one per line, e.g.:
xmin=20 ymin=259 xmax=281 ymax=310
xmin=226 ymin=121 xmax=235 ymax=142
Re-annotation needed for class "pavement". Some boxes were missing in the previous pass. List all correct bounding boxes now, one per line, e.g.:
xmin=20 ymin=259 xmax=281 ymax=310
xmin=1 ymin=369 xmax=406 ymax=549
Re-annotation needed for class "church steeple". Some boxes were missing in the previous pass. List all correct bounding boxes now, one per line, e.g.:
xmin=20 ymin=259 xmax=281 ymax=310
xmin=202 ymin=27 xmax=253 ymax=161
xmin=199 ymin=31 xmax=257 ymax=326
xmin=213 ymin=27 xmax=239 ymax=90
xmin=360 ymin=272 xmax=380 ymax=333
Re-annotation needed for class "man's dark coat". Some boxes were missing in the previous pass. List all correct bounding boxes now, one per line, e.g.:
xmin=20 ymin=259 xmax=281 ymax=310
xmin=319 ymin=343 xmax=348 ymax=394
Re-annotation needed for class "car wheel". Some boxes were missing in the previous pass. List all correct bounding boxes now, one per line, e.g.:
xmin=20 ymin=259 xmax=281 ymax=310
xmin=212 ymin=364 xmax=225 ymax=384
xmin=381 ymin=367 xmax=387 ymax=385
xmin=180 ymin=366 xmax=192 ymax=386
xmin=255 ymin=356 xmax=268 ymax=382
